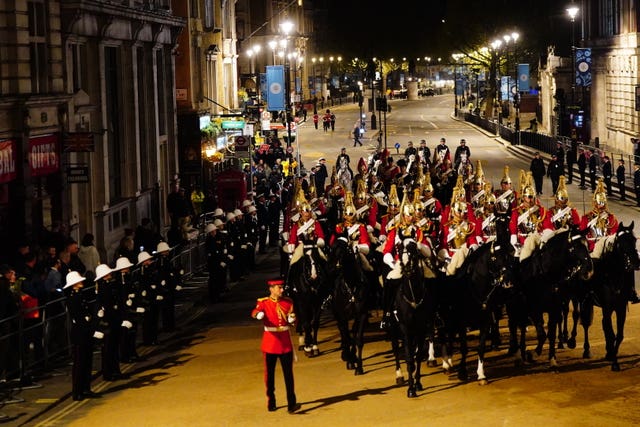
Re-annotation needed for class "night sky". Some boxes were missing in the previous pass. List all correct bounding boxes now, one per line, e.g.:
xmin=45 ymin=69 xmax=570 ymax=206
xmin=324 ymin=0 xmax=571 ymax=60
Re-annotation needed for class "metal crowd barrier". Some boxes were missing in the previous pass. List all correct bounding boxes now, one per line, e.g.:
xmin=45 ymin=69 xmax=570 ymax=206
xmin=0 ymin=230 xmax=209 ymax=408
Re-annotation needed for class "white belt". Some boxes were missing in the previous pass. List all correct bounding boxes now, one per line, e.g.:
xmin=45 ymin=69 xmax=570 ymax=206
xmin=264 ymin=326 xmax=290 ymax=332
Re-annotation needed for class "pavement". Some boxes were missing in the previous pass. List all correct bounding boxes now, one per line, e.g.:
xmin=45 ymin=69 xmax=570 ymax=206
xmin=0 ymin=249 xmax=275 ymax=426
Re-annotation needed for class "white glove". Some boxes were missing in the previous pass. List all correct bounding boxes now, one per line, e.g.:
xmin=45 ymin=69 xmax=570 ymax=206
xmin=510 ymin=234 xmax=518 ymax=247
xmin=287 ymin=314 xmax=296 ymax=324
xmin=317 ymin=238 xmax=325 ymax=247
xmin=136 ymin=307 xmax=145 ymax=313
xmin=352 ymin=243 xmax=360 ymax=253
xmin=141 ymin=290 xmax=147 ymax=297
xmin=383 ymin=253 xmax=396 ymax=269
xmin=469 ymin=243 xmax=479 ymax=252
xmin=161 ymin=280 xmax=166 ymax=285
xmin=286 ymin=243 xmax=295 ymax=253
xmin=476 ymin=236 xmax=484 ymax=245
xmin=357 ymin=244 xmax=370 ymax=255
xmin=180 ymin=269 xmax=185 ymax=275
xmin=121 ymin=320 xmax=133 ymax=329
xmin=228 ymin=255 xmax=234 ymax=260
xmin=379 ymin=234 xmax=387 ymax=243
xmin=282 ymin=232 xmax=289 ymax=241
xmin=220 ymin=262 xmax=226 ymax=268
xmin=403 ymin=238 xmax=416 ymax=247
xmin=97 ymin=309 xmax=104 ymax=318
xmin=256 ymin=311 xmax=265 ymax=320
xmin=93 ymin=331 xmax=104 ymax=339
xmin=126 ymin=299 xmax=133 ymax=306
xmin=128 ymin=293 xmax=135 ymax=299
xmin=175 ymin=285 xmax=182 ymax=291
xmin=241 ymin=245 xmax=247 ymax=250
xmin=261 ymin=225 xmax=266 ymax=230
xmin=151 ymin=285 xmax=156 ymax=289
xmin=314 ymin=210 xmax=322 ymax=217
xmin=156 ymin=295 xmax=164 ymax=301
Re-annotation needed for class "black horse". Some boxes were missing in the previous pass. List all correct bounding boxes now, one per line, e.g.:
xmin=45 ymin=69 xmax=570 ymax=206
xmin=389 ymin=240 xmax=437 ymax=397
xmin=328 ymin=237 xmax=371 ymax=375
xmin=579 ymin=222 xmax=640 ymax=371
xmin=517 ymin=226 xmax=593 ymax=368
xmin=436 ymin=214 xmax=519 ymax=384
xmin=286 ymin=245 xmax=330 ymax=357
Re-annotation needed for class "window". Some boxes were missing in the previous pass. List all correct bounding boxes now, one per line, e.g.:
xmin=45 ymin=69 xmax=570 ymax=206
xmin=70 ymin=43 xmax=87 ymax=92
xmin=28 ymin=1 xmax=49 ymax=93
xmin=599 ymin=0 xmax=620 ymax=36
xmin=156 ymin=49 xmax=166 ymax=136
xmin=203 ymin=0 xmax=214 ymax=31
xmin=105 ymin=46 xmax=122 ymax=201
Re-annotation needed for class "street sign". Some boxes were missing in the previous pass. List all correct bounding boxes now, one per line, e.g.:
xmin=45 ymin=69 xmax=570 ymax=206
xmin=235 ymin=135 xmax=249 ymax=151
xmin=63 ymin=132 xmax=95 ymax=152
xmin=66 ymin=166 xmax=89 ymax=183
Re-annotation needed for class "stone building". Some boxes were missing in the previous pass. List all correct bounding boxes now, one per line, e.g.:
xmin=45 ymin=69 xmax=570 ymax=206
xmin=0 ymin=0 xmax=185 ymax=262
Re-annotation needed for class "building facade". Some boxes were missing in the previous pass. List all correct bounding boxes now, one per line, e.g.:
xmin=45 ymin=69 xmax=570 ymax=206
xmin=0 ymin=0 xmax=185 ymax=262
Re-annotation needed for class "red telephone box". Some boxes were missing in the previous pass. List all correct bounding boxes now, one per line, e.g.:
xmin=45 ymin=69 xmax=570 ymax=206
xmin=216 ymin=169 xmax=247 ymax=211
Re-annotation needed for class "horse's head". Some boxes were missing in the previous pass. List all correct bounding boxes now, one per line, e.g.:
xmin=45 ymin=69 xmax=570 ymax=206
xmin=613 ymin=221 xmax=640 ymax=272
xmin=398 ymin=239 xmax=423 ymax=278
xmin=565 ymin=226 xmax=594 ymax=281
xmin=330 ymin=237 xmax=351 ymax=270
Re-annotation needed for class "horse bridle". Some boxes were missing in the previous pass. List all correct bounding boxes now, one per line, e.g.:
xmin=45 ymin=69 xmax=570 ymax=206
xmin=398 ymin=244 xmax=425 ymax=309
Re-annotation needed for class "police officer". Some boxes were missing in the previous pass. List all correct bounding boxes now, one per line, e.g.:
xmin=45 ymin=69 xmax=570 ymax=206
xmin=64 ymin=271 xmax=102 ymax=401
xmin=251 ymin=278 xmax=299 ymax=413
xmin=267 ymin=191 xmax=282 ymax=248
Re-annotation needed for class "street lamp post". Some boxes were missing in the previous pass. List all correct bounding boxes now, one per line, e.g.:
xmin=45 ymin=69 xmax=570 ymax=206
xmin=279 ymin=20 xmax=294 ymax=152
xmin=567 ymin=5 xmax=579 ymax=107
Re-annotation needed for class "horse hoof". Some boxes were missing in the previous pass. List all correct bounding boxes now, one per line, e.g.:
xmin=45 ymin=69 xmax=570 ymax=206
xmin=396 ymin=377 xmax=405 ymax=385
xmin=407 ymin=389 xmax=417 ymax=398
xmin=457 ymin=371 xmax=468 ymax=382
xmin=313 ymin=349 xmax=320 ymax=357
xmin=416 ymin=382 xmax=423 ymax=391
xmin=346 ymin=362 xmax=354 ymax=370
xmin=605 ymin=353 xmax=614 ymax=362
xmin=583 ymin=350 xmax=592 ymax=359
xmin=567 ymin=338 xmax=576 ymax=349
xmin=612 ymin=362 xmax=620 ymax=372
xmin=557 ymin=342 xmax=565 ymax=350
xmin=427 ymin=360 xmax=438 ymax=368
xmin=355 ymin=367 xmax=364 ymax=376
xmin=478 ymin=378 xmax=488 ymax=386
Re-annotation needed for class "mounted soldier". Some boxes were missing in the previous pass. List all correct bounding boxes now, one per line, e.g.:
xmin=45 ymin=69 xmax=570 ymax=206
xmin=509 ymin=172 xmax=546 ymax=259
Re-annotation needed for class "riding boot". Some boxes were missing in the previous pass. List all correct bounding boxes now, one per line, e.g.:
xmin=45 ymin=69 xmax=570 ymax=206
xmin=379 ymin=279 xmax=396 ymax=330
xmin=629 ymin=286 xmax=640 ymax=304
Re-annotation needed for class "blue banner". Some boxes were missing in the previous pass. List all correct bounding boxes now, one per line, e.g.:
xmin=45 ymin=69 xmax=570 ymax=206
xmin=576 ymin=48 xmax=592 ymax=87
xmin=455 ymin=79 xmax=465 ymax=96
xmin=517 ymin=64 xmax=530 ymax=92
xmin=260 ymin=73 xmax=267 ymax=103
xmin=266 ymin=65 xmax=285 ymax=111
xmin=500 ymin=76 xmax=515 ymax=101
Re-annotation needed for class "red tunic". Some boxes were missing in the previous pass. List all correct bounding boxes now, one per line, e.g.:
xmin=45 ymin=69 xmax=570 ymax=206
xmin=330 ymin=222 xmax=370 ymax=246
xmin=251 ymin=296 xmax=295 ymax=354
xmin=288 ymin=220 xmax=325 ymax=245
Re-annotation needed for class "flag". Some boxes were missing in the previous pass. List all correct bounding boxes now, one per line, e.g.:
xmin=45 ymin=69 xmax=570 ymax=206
xmin=575 ymin=48 xmax=592 ymax=87
xmin=517 ymin=64 xmax=530 ymax=92
xmin=260 ymin=73 xmax=267 ymax=103
xmin=266 ymin=65 xmax=285 ymax=111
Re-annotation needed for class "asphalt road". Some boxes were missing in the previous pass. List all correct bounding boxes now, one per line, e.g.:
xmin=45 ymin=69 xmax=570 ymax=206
xmin=8 ymin=95 xmax=640 ymax=427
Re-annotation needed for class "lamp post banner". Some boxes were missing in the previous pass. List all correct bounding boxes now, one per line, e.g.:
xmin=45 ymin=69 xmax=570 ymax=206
xmin=517 ymin=64 xmax=530 ymax=92
xmin=260 ymin=73 xmax=267 ymax=104
xmin=575 ymin=48 xmax=592 ymax=87
xmin=266 ymin=65 xmax=285 ymax=111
